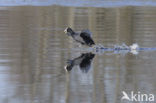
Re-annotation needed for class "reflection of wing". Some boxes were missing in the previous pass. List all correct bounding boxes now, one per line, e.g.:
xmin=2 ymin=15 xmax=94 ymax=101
xmin=121 ymin=91 xmax=130 ymax=101
xmin=79 ymin=53 xmax=95 ymax=73
xmin=81 ymin=29 xmax=92 ymax=37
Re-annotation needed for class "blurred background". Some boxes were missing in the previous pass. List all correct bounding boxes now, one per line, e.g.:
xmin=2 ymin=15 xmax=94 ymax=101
xmin=0 ymin=1 xmax=156 ymax=103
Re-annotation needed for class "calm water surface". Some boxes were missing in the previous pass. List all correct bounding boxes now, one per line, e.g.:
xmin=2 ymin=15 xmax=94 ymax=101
xmin=0 ymin=6 xmax=156 ymax=103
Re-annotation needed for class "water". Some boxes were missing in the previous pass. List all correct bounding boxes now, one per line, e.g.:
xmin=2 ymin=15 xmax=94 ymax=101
xmin=0 ymin=6 xmax=156 ymax=103
xmin=1 ymin=0 xmax=156 ymax=7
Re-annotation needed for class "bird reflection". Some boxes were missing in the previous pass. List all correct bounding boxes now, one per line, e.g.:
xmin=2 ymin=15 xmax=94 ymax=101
xmin=65 ymin=53 xmax=95 ymax=73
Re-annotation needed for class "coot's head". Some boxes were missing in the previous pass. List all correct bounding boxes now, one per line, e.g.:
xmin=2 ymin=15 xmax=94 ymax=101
xmin=64 ymin=27 xmax=74 ymax=36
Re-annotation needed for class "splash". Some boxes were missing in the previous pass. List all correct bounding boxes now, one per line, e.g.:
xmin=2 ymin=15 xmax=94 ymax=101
xmin=92 ymin=43 xmax=140 ymax=55
xmin=69 ymin=43 xmax=156 ymax=55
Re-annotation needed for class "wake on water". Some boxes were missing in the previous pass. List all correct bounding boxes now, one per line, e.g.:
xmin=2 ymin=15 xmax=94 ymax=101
xmin=71 ymin=43 xmax=156 ymax=55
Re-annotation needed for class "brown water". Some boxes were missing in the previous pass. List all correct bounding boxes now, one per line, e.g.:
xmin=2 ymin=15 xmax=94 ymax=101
xmin=0 ymin=6 xmax=156 ymax=103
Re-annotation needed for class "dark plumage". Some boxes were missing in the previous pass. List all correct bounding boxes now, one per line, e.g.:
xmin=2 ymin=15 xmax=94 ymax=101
xmin=64 ymin=27 xmax=95 ymax=47
xmin=80 ymin=32 xmax=95 ymax=46
xmin=65 ymin=53 xmax=95 ymax=73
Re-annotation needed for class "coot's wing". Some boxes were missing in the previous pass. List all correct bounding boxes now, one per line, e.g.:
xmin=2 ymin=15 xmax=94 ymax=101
xmin=80 ymin=32 xmax=95 ymax=46
xmin=81 ymin=29 xmax=92 ymax=37
xmin=80 ymin=29 xmax=95 ymax=46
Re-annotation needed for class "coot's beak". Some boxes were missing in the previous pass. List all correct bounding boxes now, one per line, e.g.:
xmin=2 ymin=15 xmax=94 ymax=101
xmin=64 ymin=28 xmax=70 ymax=36
xmin=64 ymin=28 xmax=67 ymax=34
